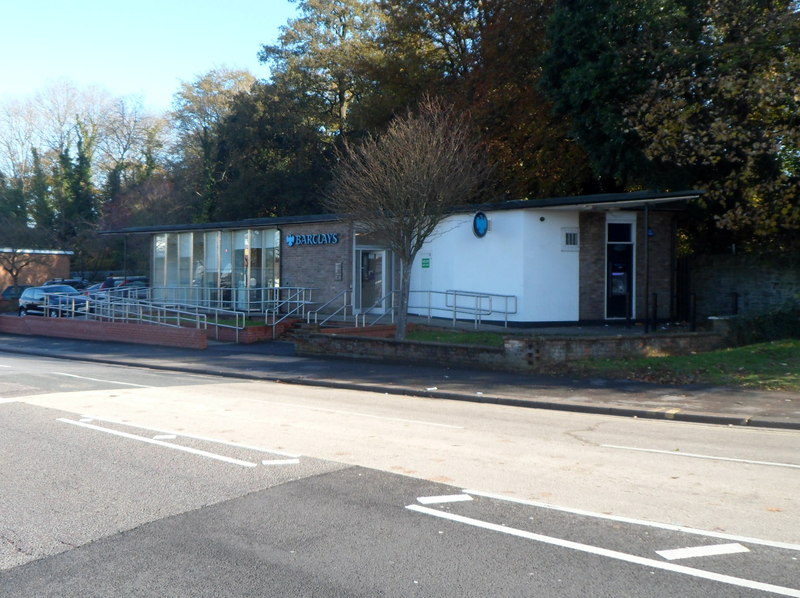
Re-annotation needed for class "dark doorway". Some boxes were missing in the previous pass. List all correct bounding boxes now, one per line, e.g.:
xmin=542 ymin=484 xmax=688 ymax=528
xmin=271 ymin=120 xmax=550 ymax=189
xmin=607 ymin=243 xmax=633 ymax=319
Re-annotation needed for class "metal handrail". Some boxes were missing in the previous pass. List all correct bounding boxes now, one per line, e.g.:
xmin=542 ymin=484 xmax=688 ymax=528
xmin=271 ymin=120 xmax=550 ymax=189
xmin=355 ymin=291 xmax=397 ymax=327
xmin=306 ymin=290 xmax=353 ymax=327
xmin=265 ymin=287 xmax=315 ymax=339
xmin=43 ymin=293 xmax=211 ymax=331
xmin=408 ymin=289 xmax=518 ymax=328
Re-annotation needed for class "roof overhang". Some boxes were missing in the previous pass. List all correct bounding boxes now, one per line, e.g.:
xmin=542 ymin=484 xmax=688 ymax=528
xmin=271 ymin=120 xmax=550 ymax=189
xmin=101 ymin=190 xmax=703 ymax=236
xmin=463 ymin=190 xmax=703 ymax=214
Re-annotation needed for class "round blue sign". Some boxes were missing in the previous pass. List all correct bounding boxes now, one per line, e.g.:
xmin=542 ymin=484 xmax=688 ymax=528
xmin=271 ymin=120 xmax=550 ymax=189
xmin=473 ymin=212 xmax=489 ymax=238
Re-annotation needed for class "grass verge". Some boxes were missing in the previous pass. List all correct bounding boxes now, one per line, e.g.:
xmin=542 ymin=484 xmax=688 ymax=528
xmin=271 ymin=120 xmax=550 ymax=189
xmin=559 ymin=339 xmax=800 ymax=391
xmin=406 ymin=328 xmax=800 ymax=391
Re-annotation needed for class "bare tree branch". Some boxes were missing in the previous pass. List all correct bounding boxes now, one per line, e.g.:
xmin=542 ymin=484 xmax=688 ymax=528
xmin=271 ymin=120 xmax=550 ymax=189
xmin=326 ymin=96 xmax=491 ymax=339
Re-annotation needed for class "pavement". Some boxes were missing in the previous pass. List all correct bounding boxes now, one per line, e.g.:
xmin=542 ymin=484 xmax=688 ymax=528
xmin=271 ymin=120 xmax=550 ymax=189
xmin=1 ymin=332 xmax=799 ymax=430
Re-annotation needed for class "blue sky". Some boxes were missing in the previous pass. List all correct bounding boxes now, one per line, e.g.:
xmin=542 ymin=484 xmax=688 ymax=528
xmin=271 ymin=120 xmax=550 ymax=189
xmin=1 ymin=0 xmax=298 ymax=112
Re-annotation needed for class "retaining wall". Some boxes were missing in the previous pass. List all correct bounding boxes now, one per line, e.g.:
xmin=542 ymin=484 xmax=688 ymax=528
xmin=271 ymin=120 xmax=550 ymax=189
xmin=0 ymin=315 xmax=208 ymax=349
xmin=295 ymin=331 xmax=723 ymax=373
xmin=691 ymin=254 xmax=800 ymax=318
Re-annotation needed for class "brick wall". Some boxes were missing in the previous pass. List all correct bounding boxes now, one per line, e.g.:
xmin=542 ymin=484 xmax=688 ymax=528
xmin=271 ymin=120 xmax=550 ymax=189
xmin=579 ymin=212 xmax=606 ymax=320
xmin=635 ymin=211 xmax=675 ymax=321
xmin=504 ymin=332 xmax=722 ymax=369
xmin=280 ymin=221 xmax=353 ymax=310
xmin=579 ymin=212 xmax=675 ymax=321
xmin=295 ymin=330 xmax=722 ymax=373
xmin=0 ymin=315 xmax=208 ymax=349
xmin=0 ymin=253 xmax=71 ymax=289
xmin=690 ymin=254 xmax=800 ymax=318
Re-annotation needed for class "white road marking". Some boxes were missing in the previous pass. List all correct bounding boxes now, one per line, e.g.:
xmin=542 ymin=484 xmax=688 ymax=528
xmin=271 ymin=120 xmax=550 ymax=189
xmin=261 ymin=459 xmax=301 ymax=465
xmin=79 ymin=414 xmax=301 ymax=458
xmin=53 ymin=372 xmax=152 ymax=388
xmin=657 ymin=543 xmax=750 ymax=561
xmin=602 ymin=444 xmax=800 ymax=469
xmin=417 ymin=494 xmax=473 ymax=505
xmin=463 ymin=489 xmax=800 ymax=552
xmin=0 ymin=399 xmax=16 ymax=404
xmin=271 ymin=401 xmax=462 ymax=429
xmin=408 ymin=505 xmax=800 ymax=597
xmin=57 ymin=418 xmax=258 ymax=467
xmin=153 ymin=434 xmax=177 ymax=440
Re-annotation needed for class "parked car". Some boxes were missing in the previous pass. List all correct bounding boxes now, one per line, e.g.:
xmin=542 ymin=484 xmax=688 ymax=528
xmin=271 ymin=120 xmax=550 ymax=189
xmin=85 ymin=277 xmax=150 ymax=301
xmin=0 ymin=285 xmax=31 ymax=312
xmin=43 ymin=277 xmax=90 ymax=290
xmin=18 ymin=284 xmax=91 ymax=317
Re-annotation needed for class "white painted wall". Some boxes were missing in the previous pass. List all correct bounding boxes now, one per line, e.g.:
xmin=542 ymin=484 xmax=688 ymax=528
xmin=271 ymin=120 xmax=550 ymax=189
xmin=408 ymin=208 xmax=580 ymax=323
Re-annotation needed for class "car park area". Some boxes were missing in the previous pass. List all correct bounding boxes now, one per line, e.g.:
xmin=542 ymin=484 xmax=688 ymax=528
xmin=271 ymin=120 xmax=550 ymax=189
xmin=17 ymin=284 xmax=92 ymax=317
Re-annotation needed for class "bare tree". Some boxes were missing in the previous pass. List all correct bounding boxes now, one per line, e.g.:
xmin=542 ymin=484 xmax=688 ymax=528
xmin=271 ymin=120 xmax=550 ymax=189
xmin=326 ymin=97 xmax=491 ymax=340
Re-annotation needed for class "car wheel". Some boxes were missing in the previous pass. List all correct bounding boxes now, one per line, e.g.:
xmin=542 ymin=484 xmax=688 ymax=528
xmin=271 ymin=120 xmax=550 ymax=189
xmin=48 ymin=309 xmax=60 ymax=318
xmin=18 ymin=307 xmax=26 ymax=317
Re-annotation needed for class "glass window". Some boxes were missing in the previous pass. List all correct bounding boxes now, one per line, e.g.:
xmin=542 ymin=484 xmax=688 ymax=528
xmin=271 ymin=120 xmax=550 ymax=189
xmin=608 ymin=223 xmax=632 ymax=243
xmin=166 ymin=234 xmax=178 ymax=285
xmin=153 ymin=234 xmax=166 ymax=287
xmin=220 ymin=232 xmax=233 ymax=289
xmin=233 ymin=230 xmax=248 ymax=288
xmin=193 ymin=233 xmax=205 ymax=286
xmin=205 ymin=232 xmax=220 ymax=288
xmin=178 ymin=233 xmax=192 ymax=286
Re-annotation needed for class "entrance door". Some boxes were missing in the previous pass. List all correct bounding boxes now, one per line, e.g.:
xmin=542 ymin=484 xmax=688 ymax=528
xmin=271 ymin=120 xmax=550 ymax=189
xmin=357 ymin=249 xmax=385 ymax=312
xmin=606 ymin=220 xmax=634 ymax=319
xmin=607 ymin=244 xmax=633 ymax=318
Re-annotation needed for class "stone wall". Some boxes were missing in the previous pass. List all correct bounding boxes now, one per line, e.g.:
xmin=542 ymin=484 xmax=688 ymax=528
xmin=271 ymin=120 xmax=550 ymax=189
xmin=295 ymin=330 xmax=723 ymax=373
xmin=690 ymin=254 xmax=800 ymax=318
xmin=579 ymin=211 xmax=675 ymax=321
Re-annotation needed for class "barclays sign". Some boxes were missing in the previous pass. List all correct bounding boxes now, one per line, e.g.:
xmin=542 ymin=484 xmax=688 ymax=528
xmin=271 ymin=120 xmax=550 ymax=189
xmin=286 ymin=233 xmax=340 ymax=247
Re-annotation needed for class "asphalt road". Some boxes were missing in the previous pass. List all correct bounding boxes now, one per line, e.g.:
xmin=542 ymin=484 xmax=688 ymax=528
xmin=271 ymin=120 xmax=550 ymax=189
xmin=2 ymin=354 xmax=799 ymax=596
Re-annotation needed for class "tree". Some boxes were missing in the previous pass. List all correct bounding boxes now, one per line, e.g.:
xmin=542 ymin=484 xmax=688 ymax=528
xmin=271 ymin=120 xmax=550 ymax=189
xmin=259 ymin=0 xmax=384 ymax=137
xmin=325 ymin=97 xmax=491 ymax=339
xmin=171 ymin=67 xmax=256 ymax=222
xmin=464 ymin=0 xmax=598 ymax=199
xmin=210 ymin=82 xmax=331 ymax=220
xmin=626 ymin=0 xmax=800 ymax=252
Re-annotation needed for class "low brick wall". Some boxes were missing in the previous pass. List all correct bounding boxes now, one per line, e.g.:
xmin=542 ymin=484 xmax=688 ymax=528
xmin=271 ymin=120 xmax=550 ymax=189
xmin=504 ymin=333 xmax=723 ymax=371
xmin=295 ymin=331 xmax=723 ymax=373
xmin=0 ymin=315 xmax=208 ymax=349
xmin=295 ymin=333 xmax=506 ymax=369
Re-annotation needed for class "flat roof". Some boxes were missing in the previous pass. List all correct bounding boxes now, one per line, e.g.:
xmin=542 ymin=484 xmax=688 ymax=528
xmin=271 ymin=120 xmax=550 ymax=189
xmin=104 ymin=190 xmax=702 ymax=235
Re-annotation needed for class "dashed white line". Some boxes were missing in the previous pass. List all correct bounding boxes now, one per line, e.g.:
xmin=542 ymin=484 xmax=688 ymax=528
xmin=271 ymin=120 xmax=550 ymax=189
xmin=53 ymin=372 xmax=152 ymax=388
xmin=79 ymin=415 xmax=300 ymax=458
xmin=262 ymin=459 xmax=301 ymax=465
xmin=417 ymin=494 xmax=473 ymax=505
xmin=408 ymin=505 xmax=800 ymax=597
xmin=57 ymin=418 xmax=258 ymax=467
xmin=602 ymin=444 xmax=800 ymax=469
xmin=462 ymin=489 xmax=800 ymax=552
xmin=657 ymin=543 xmax=750 ymax=561
xmin=0 ymin=399 xmax=16 ymax=404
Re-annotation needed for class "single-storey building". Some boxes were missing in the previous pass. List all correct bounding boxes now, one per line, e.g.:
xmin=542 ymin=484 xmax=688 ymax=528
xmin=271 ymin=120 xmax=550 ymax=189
xmin=112 ymin=190 xmax=701 ymax=326
xmin=0 ymin=248 xmax=73 ymax=290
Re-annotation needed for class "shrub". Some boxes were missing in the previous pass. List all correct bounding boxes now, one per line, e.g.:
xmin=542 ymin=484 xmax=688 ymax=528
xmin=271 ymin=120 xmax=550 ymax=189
xmin=726 ymin=302 xmax=800 ymax=346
